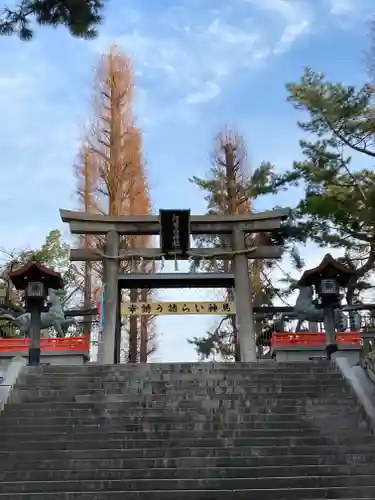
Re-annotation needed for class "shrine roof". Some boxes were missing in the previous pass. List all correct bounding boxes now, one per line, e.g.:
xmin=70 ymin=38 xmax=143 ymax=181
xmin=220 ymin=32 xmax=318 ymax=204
xmin=298 ymin=253 xmax=356 ymax=287
xmin=9 ymin=261 xmax=64 ymax=290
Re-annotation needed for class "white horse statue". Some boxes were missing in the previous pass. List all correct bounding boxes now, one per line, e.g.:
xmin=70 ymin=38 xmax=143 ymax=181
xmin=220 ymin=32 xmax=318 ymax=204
xmin=0 ymin=288 xmax=76 ymax=337
xmin=293 ymin=285 xmax=346 ymax=332
xmin=294 ymin=285 xmax=324 ymax=323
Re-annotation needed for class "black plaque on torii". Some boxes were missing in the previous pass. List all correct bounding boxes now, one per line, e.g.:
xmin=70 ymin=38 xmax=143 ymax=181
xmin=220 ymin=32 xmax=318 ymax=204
xmin=159 ymin=209 xmax=190 ymax=258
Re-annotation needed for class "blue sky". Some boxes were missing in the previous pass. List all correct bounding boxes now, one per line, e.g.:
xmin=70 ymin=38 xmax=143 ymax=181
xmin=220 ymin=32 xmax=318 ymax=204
xmin=0 ymin=0 xmax=373 ymax=361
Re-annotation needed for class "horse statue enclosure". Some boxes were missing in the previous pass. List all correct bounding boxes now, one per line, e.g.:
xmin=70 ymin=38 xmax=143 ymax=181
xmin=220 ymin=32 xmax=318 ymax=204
xmin=0 ymin=288 xmax=76 ymax=336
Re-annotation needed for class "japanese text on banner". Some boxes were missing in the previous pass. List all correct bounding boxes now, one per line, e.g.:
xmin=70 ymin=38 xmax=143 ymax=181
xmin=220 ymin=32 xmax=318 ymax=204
xmin=121 ymin=301 xmax=236 ymax=316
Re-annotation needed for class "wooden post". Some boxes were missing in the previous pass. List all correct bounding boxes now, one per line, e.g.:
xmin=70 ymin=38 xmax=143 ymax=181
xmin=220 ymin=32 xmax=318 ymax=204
xmin=102 ymin=230 xmax=120 ymax=364
xmin=232 ymin=225 xmax=257 ymax=362
xmin=28 ymin=301 xmax=42 ymax=365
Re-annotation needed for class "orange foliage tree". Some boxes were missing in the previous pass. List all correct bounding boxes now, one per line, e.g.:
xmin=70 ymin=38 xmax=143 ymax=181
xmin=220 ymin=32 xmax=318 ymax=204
xmin=75 ymin=147 xmax=97 ymax=338
xmin=75 ymin=45 xmax=156 ymax=361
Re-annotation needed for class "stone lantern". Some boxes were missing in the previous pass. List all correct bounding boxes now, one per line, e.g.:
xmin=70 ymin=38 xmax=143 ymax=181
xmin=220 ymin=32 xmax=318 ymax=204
xmin=298 ymin=253 xmax=356 ymax=359
xmin=9 ymin=261 xmax=63 ymax=365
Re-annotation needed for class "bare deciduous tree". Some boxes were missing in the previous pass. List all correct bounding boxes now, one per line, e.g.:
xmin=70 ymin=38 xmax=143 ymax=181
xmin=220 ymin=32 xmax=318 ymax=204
xmin=189 ymin=125 xmax=277 ymax=360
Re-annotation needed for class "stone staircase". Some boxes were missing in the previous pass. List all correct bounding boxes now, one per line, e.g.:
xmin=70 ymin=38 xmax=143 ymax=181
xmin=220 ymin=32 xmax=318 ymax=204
xmin=0 ymin=361 xmax=375 ymax=498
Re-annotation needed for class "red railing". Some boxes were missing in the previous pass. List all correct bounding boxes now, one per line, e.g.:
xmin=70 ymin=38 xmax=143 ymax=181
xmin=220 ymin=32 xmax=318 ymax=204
xmin=271 ymin=331 xmax=361 ymax=348
xmin=0 ymin=337 xmax=90 ymax=353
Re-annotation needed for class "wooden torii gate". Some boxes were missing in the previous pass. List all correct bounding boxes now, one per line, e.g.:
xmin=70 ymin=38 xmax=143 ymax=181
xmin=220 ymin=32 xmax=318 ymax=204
xmin=60 ymin=207 xmax=290 ymax=363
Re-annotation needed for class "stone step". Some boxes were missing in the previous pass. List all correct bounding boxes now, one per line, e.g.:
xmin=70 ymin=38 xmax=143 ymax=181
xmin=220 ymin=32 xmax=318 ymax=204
xmin=4 ymin=398 xmax=359 ymax=410
xmin=3 ymin=453 xmax=375 ymax=472
xmin=18 ymin=377 xmax=345 ymax=391
xmin=0 ymin=412 xmax=372 ymax=434
xmin=0 ymin=410 xmax=366 ymax=427
xmin=2 ymin=464 xmax=375 ymax=482
xmin=2 ymin=405 xmax=362 ymax=420
xmin=13 ymin=384 xmax=351 ymax=397
xmin=0 ymin=419 xmax=368 ymax=434
xmin=21 ymin=378 xmax=343 ymax=388
xmin=11 ymin=390 xmax=353 ymax=404
xmin=1 ymin=428 xmax=371 ymax=444
xmin=0 ymin=440 xmax=374 ymax=467
xmin=2 ymin=434 xmax=373 ymax=452
xmin=19 ymin=375 xmax=345 ymax=388
xmin=1 ymin=474 xmax=375 ymax=494
xmin=0 ymin=421 xmax=367 ymax=436
xmin=0 ymin=488 xmax=374 ymax=500
xmin=17 ymin=380 xmax=351 ymax=391
xmin=19 ymin=366 xmax=339 ymax=377
xmin=0 ymin=444 xmax=374 ymax=463
xmin=20 ymin=370 xmax=340 ymax=380
xmin=26 ymin=361 xmax=334 ymax=371
xmin=63 ymin=373 xmax=336 ymax=380
xmin=18 ymin=367 xmax=341 ymax=377
xmin=16 ymin=375 xmax=345 ymax=387
xmin=1 ymin=409 xmax=360 ymax=422
xmin=5 ymin=395 xmax=358 ymax=409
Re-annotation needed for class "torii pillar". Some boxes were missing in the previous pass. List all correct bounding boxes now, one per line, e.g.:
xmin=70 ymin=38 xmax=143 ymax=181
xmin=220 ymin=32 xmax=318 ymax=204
xmin=232 ymin=226 xmax=257 ymax=362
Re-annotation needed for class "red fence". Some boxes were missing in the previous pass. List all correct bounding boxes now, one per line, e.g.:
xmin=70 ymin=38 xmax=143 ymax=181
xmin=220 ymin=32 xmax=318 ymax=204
xmin=0 ymin=337 xmax=90 ymax=353
xmin=271 ymin=332 xmax=361 ymax=348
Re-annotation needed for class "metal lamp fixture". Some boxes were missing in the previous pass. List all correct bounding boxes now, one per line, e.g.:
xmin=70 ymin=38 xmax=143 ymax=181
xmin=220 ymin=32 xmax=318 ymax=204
xmin=317 ymin=278 xmax=340 ymax=302
xmin=26 ymin=281 xmax=46 ymax=299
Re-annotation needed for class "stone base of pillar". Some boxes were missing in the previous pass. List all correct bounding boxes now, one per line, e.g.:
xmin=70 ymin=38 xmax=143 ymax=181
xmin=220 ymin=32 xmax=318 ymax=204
xmin=28 ymin=347 xmax=40 ymax=366
xmin=326 ymin=344 xmax=338 ymax=360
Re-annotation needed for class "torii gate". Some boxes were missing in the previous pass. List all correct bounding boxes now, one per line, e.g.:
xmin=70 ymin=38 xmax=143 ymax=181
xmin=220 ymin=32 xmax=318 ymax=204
xmin=60 ymin=207 xmax=290 ymax=363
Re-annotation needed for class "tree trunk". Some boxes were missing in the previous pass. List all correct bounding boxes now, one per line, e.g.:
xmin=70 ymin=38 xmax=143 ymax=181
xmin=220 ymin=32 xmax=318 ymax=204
xmin=128 ymin=288 xmax=138 ymax=363
xmin=83 ymin=261 xmax=92 ymax=338
xmin=139 ymin=289 xmax=148 ymax=362
xmin=225 ymin=145 xmax=241 ymax=361
xmin=346 ymin=246 xmax=375 ymax=305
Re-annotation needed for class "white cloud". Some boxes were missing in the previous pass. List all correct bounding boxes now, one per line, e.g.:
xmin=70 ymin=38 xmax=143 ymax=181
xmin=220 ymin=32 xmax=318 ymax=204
xmin=245 ymin=0 xmax=300 ymax=20
xmin=329 ymin=0 xmax=355 ymax=16
xmin=0 ymin=75 xmax=23 ymax=90
xmin=244 ymin=0 xmax=312 ymax=54
xmin=93 ymin=18 xmax=266 ymax=110
xmin=206 ymin=18 xmax=259 ymax=46
xmin=274 ymin=19 xmax=310 ymax=55
xmin=327 ymin=0 xmax=374 ymax=27
xmin=94 ymin=4 xmax=311 ymax=118
xmin=185 ymin=82 xmax=221 ymax=104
